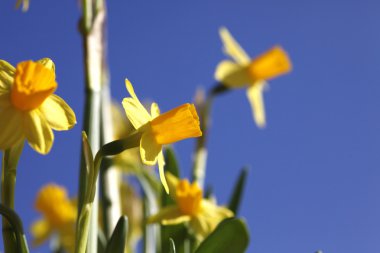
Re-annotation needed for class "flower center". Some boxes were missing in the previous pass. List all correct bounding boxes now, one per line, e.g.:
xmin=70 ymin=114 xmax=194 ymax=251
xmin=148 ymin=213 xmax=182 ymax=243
xmin=150 ymin=103 xmax=202 ymax=145
xmin=11 ymin=61 xmax=57 ymax=111
xmin=247 ymin=46 xmax=292 ymax=81
xmin=176 ymin=179 xmax=202 ymax=216
xmin=35 ymin=184 xmax=76 ymax=228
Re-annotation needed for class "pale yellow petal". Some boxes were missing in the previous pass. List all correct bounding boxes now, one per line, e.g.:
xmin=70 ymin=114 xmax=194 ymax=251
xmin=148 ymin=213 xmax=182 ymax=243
xmin=189 ymin=215 xmax=210 ymax=240
xmin=201 ymin=200 xmax=234 ymax=219
xmin=0 ymin=98 xmax=24 ymax=150
xmin=139 ymin=132 xmax=161 ymax=165
xmin=219 ymin=27 xmax=251 ymax=65
xmin=165 ymin=172 xmax=179 ymax=200
xmin=158 ymin=151 xmax=169 ymax=194
xmin=150 ymin=102 xmax=160 ymax=119
xmin=30 ymin=218 xmax=53 ymax=246
xmin=215 ymin=60 xmax=251 ymax=88
xmin=122 ymin=79 xmax=152 ymax=129
xmin=39 ymin=95 xmax=76 ymax=131
xmin=0 ymin=60 xmax=15 ymax=91
xmin=246 ymin=82 xmax=267 ymax=128
xmin=36 ymin=58 xmax=55 ymax=72
xmin=147 ymin=206 xmax=190 ymax=225
xmin=24 ymin=110 xmax=54 ymax=154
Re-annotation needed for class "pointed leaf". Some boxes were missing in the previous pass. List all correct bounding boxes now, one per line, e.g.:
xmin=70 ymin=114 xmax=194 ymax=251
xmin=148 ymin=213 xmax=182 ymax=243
xmin=169 ymin=238 xmax=176 ymax=253
xmin=105 ymin=216 xmax=128 ymax=253
xmin=195 ymin=218 xmax=249 ymax=253
xmin=228 ymin=167 xmax=249 ymax=214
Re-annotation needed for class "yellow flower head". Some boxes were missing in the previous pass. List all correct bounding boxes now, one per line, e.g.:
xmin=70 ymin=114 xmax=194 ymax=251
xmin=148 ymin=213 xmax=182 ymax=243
xmin=147 ymin=173 xmax=233 ymax=241
xmin=31 ymin=184 xmax=76 ymax=251
xmin=122 ymin=79 xmax=202 ymax=193
xmin=0 ymin=59 xmax=76 ymax=154
xmin=34 ymin=184 xmax=76 ymax=228
xmin=215 ymin=27 xmax=292 ymax=128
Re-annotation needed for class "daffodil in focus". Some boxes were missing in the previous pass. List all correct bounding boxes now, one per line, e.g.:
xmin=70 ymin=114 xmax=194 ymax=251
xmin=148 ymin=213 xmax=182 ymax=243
xmin=215 ymin=27 xmax=292 ymax=127
xmin=31 ymin=184 xmax=77 ymax=253
xmin=0 ymin=59 xmax=76 ymax=154
xmin=147 ymin=172 xmax=233 ymax=241
xmin=122 ymin=79 xmax=202 ymax=193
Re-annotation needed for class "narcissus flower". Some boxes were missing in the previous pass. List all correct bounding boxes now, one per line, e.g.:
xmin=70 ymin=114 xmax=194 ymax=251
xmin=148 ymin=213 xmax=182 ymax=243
xmin=0 ymin=59 xmax=76 ymax=154
xmin=215 ymin=27 xmax=292 ymax=127
xmin=122 ymin=79 xmax=202 ymax=193
xmin=31 ymin=184 xmax=76 ymax=252
xmin=147 ymin=172 xmax=233 ymax=241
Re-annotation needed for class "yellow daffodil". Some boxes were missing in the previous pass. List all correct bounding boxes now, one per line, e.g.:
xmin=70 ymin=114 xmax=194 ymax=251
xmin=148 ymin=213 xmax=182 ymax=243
xmin=31 ymin=184 xmax=77 ymax=253
xmin=215 ymin=27 xmax=292 ymax=128
xmin=122 ymin=79 xmax=202 ymax=193
xmin=147 ymin=172 xmax=233 ymax=241
xmin=0 ymin=59 xmax=76 ymax=154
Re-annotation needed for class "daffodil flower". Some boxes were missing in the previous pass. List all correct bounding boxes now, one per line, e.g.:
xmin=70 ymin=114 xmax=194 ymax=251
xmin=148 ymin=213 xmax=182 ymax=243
xmin=0 ymin=59 xmax=76 ymax=154
xmin=147 ymin=172 xmax=233 ymax=241
xmin=215 ymin=27 xmax=292 ymax=127
xmin=31 ymin=184 xmax=77 ymax=252
xmin=122 ymin=79 xmax=202 ymax=193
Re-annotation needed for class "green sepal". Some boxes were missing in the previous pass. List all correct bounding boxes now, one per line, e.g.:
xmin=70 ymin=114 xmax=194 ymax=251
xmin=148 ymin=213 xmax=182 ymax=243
xmin=105 ymin=216 xmax=128 ymax=253
xmin=195 ymin=218 xmax=249 ymax=253
xmin=228 ymin=167 xmax=249 ymax=215
xmin=0 ymin=203 xmax=29 ymax=253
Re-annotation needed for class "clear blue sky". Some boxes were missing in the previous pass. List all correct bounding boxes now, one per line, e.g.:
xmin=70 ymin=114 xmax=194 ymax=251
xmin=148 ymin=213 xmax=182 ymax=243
xmin=1 ymin=0 xmax=380 ymax=252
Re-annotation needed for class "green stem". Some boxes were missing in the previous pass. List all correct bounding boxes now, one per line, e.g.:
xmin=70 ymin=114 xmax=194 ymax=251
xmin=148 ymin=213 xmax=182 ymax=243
xmin=1 ymin=142 xmax=24 ymax=253
xmin=192 ymin=83 xmax=229 ymax=188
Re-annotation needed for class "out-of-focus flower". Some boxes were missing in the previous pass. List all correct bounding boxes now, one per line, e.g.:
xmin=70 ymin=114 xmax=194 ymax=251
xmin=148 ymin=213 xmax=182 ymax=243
xmin=15 ymin=0 xmax=29 ymax=12
xmin=0 ymin=59 xmax=76 ymax=154
xmin=147 ymin=173 xmax=233 ymax=241
xmin=122 ymin=79 xmax=202 ymax=193
xmin=215 ymin=27 xmax=292 ymax=127
xmin=30 ymin=184 xmax=76 ymax=253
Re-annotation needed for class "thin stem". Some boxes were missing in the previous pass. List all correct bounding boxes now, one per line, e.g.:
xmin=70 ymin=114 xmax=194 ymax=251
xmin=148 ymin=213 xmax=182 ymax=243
xmin=1 ymin=142 xmax=24 ymax=253
xmin=192 ymin=83 xmax=229 ymax=188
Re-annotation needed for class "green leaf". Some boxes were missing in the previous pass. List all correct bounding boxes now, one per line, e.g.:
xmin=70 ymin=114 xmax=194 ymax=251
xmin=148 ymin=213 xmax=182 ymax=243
xmin=195 ymin=218 xmax=249 ymax=253
xmin=0 ymin=203 xmax=29 ymax=253
xmin=105 ymin=216 xmax=128 ymax=253
xmin=228 ymin=167 xmax=249 ymax=214
xmin=169 ymin=238 xmax=176 ymax=253
xmin=164 ymin=147 xmax=180 ymax=177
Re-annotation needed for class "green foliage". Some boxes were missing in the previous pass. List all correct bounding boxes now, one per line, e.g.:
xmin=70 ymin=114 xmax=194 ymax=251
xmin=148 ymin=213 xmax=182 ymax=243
xmin=195 ymin=218 xmax=249 ymax=253
xmin=105 ymin=216 xmax=129 ymax=253
xmin=228 ymin=167 xmax=249 ymax=215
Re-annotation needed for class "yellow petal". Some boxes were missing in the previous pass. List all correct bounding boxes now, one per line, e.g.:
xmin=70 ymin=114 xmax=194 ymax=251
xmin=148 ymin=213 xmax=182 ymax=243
xmin=122 ymin=79 xmax=152 ymax=129
xmin=246 ymin=82 xmax=267 ymax=128
xmin=165 ymin=172 xmax=179 ymax=200
xmin=147 ymin=206 xmax=190 ymax=225
xmin=39 ymin=95 xmax=76 ymax=131
xmin=0 ymin=99 xmax=24 ymax=150
xmin=0 ymin=60 xmax=15 ymax=91
xmin=139 ymin=132 xmax=161 ymax=166
xmin=37 ymin=58 xmax=55 ymax=72
xmin=219 ymin=27 xmax=251 ymax=65
xmin=189 ymin=215 xmax=210 ymax=240
xmin=24 ymin=110 xmax=54 ymax=154
xmin=158 ymin=151 xmax=169 ymax=194
xmin=215 ymin=60 xmax=251 ymax=88
xmin=150 ymin=102 xmax=160 ymax=119
xmin=30 ymin=218 xmax=53 ymax=246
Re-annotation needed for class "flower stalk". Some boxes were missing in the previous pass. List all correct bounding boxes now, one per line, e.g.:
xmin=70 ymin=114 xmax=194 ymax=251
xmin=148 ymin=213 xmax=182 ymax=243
xmin=1 ymin=142 xmax=24 ymax=253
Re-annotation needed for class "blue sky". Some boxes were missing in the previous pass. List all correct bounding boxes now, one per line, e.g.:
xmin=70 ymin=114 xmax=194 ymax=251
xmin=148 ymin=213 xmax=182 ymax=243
xmin=1 ymin=0 xmax=380 ymax=252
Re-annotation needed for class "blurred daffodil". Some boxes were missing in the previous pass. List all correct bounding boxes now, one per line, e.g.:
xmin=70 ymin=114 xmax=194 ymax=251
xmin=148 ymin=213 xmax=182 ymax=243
xmin=215 ymin=27 xmax=292 ymax=127
xmin=15 ymin=0 xmax=29 ymax=11
xmin=31 ymin=184 xmax=77 ymax=253
xmin=0 ymin=59 xmax=76 ymax=154
xmin=122 ymin=79 xmax=202 ymax=193
xmin=147 ymin=172 xmax=233 ymax=241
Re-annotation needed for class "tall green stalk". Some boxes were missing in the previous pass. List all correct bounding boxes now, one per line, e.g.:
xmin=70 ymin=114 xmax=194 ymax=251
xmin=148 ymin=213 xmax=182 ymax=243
xmin=1 ymin=142 xmax=24 ymax=253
